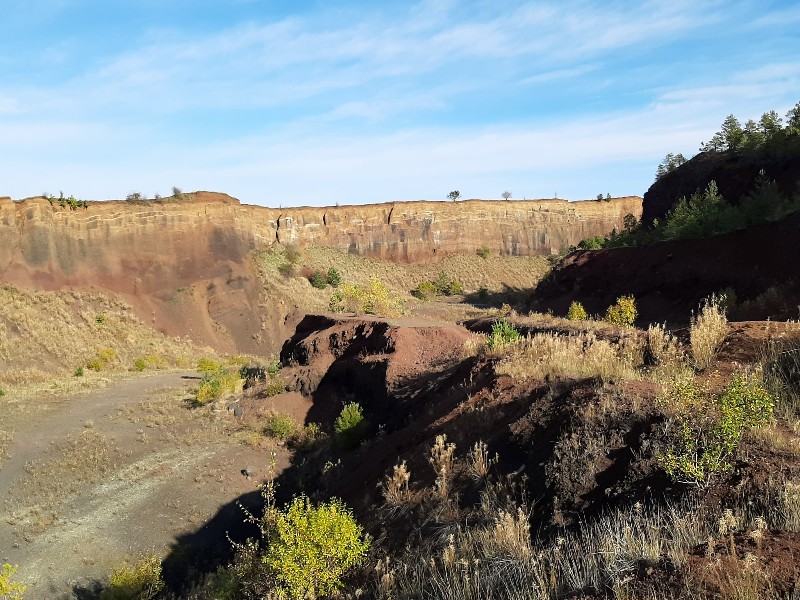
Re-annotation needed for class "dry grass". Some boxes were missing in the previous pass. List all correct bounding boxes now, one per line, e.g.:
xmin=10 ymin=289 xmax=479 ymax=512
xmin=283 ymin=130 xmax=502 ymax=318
xmin=0 ymin=284 xmax=202 ymax=392
xmin=494 ymin=331 xmax=643 ymax=382
xmin=646 ymin=322 xmax=690 ymax=382
xmin=690 ymin=296 xmax=729 ymax=370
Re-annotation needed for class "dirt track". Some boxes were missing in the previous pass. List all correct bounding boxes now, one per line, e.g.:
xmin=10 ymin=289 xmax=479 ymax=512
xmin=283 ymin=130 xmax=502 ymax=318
xmin=0 ymin=371 xmax=284 ymax=599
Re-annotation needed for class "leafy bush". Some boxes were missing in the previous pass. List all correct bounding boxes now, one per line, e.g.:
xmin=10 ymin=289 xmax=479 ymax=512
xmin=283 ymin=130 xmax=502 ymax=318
xmin=577 ymin=235 xmax=605 ymax=250
xmin=660 ymin=372 xmax=773 ymax=485
xmin=0 ymin=390 xmax=4 ymax=398
xmin=486 ymin=318 xmax=521 ymax=351
xmin=567 ymin=301 xmax=588 ymax=321
xmin=309 ymin=270 xmax=328 ymax=289
xmin=0 ymin=564 xmax=26 ymax=600
xmin=263 ymin=413 xmax=299 ymax=441
xmin=100 ymin=554 xmax=164 ymax=600
xmin=264 ymin=496 xmax=370 ymax=599
xmin=326 ymin=267 xmax=342 ymax=287
xmin=604 ymin=295 xmax=637 ymax=326
xmin=433 ymin=271 xmax=464 ymax=296
xmin=477 ymin=245 xmax=491 ymax=259
xmin=134 ymin=358 xmax=147 ymax=372
xmin=335 ymin=402 xmax=367 ymax=449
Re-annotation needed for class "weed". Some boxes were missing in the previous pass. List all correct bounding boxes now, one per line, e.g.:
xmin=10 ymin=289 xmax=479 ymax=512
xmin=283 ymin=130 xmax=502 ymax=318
xmin=429 ymin=434 xmax=456 ymax=501
xmin=74 ymin=366 xmax=84 ymax=377
xmin=382 ymin=461 xmax=412 ymax=506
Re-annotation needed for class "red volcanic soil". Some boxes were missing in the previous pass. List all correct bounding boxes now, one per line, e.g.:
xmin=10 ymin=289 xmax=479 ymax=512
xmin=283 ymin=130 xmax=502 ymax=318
xmin=532 ymin=212 xmax=800 ymax=324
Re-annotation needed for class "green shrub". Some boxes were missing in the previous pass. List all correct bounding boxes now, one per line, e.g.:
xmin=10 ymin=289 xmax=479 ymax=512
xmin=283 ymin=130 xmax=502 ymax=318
xmin=660 ymin=372 xmax=774 ymax=485
xmin=99 ymin=554 xmax=164 ymax=600
xmin=289 ymin=423 xmax=327 ymax=452
xmin=0 ymin=390 xmax=4 ymax=398
xmin=263 ymin=413 xmax=299 ymax=441
xmin=604 ymin=295 xmax=637 ymax=326
xmin=486 ymin=318 xmax=522 ymax=350
xmin=95 ymin=313 xmax=106 ymax=325
xmin=309 ymin=270 xmax=328 ymax=289
xmin=196 ymin=357 xmax=222 ymax=374
xmin=477 ymin=245 xmax=491 ymax=259
xmin=567 ymin=301 xmax=588 ymax=321
xmin=264 ymin=497 xmax=369 ymax=599
xmin=74 ymin=367 xmax=84 ymax=377
xmin=134 ymin=358 xmax=147 ymax=372
xmin=195 ymin=368 xmax=242 ymax=404
xmin=577 ymin=235 xmax=605 ymax=250
xmin=0 ymin=563 xmax=26 ymax=600
xmin=434 ymin=272 xmax=464 ymax=296
xmin=326 ymin=267 xmax=342 ymax=287
xmin=411 ymin=281 xmax=438 ymax=300
xmin=335 ymin=402 xmax=366 ymax=449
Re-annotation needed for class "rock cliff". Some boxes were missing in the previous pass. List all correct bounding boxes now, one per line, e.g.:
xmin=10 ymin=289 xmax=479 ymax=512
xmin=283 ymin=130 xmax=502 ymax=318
xmin=0 ymin=192 xmax=641 ymax=353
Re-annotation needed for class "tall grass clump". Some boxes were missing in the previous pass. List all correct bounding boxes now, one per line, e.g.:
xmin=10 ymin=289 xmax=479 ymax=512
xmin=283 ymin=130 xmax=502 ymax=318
xmin=690 ymin=295 xmax=728 ymax=369
xmin=645 ymin=323 xmax=687 ymax=381
xmin=762 ymin=334 xmax=800 ymax=420
xmin=486 ymin=318 xmax=521 ymax=351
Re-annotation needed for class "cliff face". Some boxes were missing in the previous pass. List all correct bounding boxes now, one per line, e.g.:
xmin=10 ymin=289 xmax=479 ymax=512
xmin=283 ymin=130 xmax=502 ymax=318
xmin=0 ymin=192 xmax=641 ymax=352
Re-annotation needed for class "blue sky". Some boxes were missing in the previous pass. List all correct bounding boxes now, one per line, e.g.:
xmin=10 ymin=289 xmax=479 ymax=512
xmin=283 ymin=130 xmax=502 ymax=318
xmin=1 ymin=0 xmax=799 ymax=207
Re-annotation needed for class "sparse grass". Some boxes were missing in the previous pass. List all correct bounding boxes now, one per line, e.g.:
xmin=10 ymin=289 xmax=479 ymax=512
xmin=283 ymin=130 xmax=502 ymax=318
xmin=0 ymin=284 xmax=200 ymax=392
xmin=690 ymin=295 xmax=729 ymax=369
xmin=7 ymin=430 xmax=112 ymax=533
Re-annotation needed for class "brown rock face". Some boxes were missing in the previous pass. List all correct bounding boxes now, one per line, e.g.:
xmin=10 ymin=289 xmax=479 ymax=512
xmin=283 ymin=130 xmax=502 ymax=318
xmin=0 ymin=192 xmax=641 ymax=352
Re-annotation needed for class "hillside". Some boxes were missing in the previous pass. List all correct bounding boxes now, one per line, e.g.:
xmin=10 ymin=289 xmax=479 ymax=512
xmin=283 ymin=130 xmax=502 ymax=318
xmin=0 ymin=193 xmax=640 ymax=355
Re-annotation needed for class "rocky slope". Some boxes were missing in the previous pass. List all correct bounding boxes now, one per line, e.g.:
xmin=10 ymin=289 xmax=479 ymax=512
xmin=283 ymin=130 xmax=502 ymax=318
xmin=0 ymin=192 xmax=640 ymax=353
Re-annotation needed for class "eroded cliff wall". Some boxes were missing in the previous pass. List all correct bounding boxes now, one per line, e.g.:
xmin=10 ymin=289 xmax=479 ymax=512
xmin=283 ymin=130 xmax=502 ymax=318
xmin=0 ymin=192 xmax=641 ymax=352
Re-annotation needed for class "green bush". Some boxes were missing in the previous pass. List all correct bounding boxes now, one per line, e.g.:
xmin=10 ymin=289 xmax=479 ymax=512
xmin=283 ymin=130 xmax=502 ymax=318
xmin=577 ymin=235 xmax=605 ymax=250
xmin=326 ymin=267 xmax=342 ymax=287
xmin=604 ymin=295 xmax=637 ymax=326
xmin=74 ymin=367 xmax=84 ymax=377
xmin=660 ymin=372 xmax=774 ymax=485
xmin=0 ymin=390 xmax=4 ymax=399
xmin=264 ymin=497 xmax=370 ymax=599
xmin=196 ymin=357 xmax=222 ymax=374
xmin=195 ymin=368 xmax=242 ymax=404
xmin=434 ymin=272 xmax=464 ymax=296
xmin=486 ymin=318 xmax=521 ymax=350
xmin=567 ymin=301 xmax=588 ymax=321
xmin=411 ymin=281 xmax=438 ymax=300
xmin=99 ymin=555 xmax=164 ymax=600
xmin=309 ymin=270 xmax=328 ymax=289
xmin=329 ymin=278 xmax=401 ymax=317
xmin=476 ymin=245 xmax=491 ymax=259
xmin=133 ymin=358 xmax=147 ymax=372
xmin=335 ymin=402 xmax=366 ymax=449
xmin=0 ymin=563 xmax=26 ymax=600
xmin=263 ymin=413 xmax=299 ymax=441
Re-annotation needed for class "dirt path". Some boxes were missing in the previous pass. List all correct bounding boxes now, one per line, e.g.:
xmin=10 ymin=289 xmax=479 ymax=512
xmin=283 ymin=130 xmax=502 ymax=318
xmin=0 ymin=371 xmax=285 ymax=599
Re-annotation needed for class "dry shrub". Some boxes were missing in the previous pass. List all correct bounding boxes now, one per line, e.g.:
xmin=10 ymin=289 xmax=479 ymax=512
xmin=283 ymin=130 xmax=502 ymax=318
xmin=381 ymin=461 xmax=412 ymax=506
xmin=476 ymin=507 xmax=534 ymax=566
xmin=466 ymin=440 xmax=497 ymax=480
xmin=691 ymin=296 xmax=728 ymax=369
xmin=429 ymin=434 xmax=456 ymax=501
xmin=646 ymin=322 xmax=688 ymax=381
xmin=761 ymin=333 xmax=800 ymax=420
xmin=495 ymin=331 xmax=642 ymax=382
